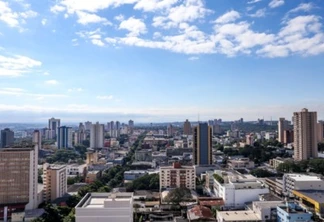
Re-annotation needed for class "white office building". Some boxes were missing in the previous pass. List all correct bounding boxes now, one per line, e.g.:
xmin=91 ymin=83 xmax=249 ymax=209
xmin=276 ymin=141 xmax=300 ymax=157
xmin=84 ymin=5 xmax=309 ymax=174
xmin=213 ymin=171 xmax=269 ymax=208
xmin=90 ymin=122 xmax=104 ymax=148
xmin=283 ymin=174 xmax=324 ymax=197
xmin=75 ymin=192 xmax=133 ymax=222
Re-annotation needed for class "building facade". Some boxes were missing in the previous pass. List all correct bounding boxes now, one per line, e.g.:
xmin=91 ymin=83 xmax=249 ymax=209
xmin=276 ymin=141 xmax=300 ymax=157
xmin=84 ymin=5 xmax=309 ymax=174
xmin=90 ymin=122 xmax=104 ymax=148
xmin=43 ymin=164 xmax=67 ymax=202
xmin=282 ymin=174 xmax=324 ymax=197
xmin=160 ymin=162 xmax=196 ymax=190
xmin=48 ymin=117 xmax=61 ymax=138
xmin=183 ymin=119 xmax=192 ymax=135
xmin=278 ymin=118 xmax=289 ymax=143
xmin=193 ymin=123 xmax=212 ymax=165
xmin=0 ymin=128 xmax=14 ymax=148
xmin=0 ymin=146 xmax=38 ymax=213
xmin=293 ymin=108 xmax=318 ymax=160
xmin=57 ymin=126 xmax=72 ymax=149
xmin=317 ymin=121 xmax=324 ymax=143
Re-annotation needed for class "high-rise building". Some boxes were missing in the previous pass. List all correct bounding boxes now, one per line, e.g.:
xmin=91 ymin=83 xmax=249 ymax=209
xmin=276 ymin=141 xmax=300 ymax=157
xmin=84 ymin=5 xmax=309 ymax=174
xmin=0 ymin=134 xmax=39 ymax=215
xmin=317 ymin=121 xmax=324 ymax=143
xmin=84 ymin=121 xmax=92 ymax=131
xmin=109 ymin=121 xmax=114 ymax=137
xmin=57 ymin=126 xmax=72 ymax=149
xmin=293 ymin=108 xmax=318 ymax=161
xmin=45 ymin=129 xmax=55 ymax=140
xmin=115 ymin=121 xmax=121 ymax=138
xmin=283 ymin=130 xmax=294 ymax=144
xmin=128 ymin=120 xmax=134 ymax=134
xmin=167 ymin=124 xmax=175 ymax=137
xmin=128 ymin=120 xmax=134 ymax=128
xmin=0 ymin=128 xmax=14 ymax=148
xmin=193 ymin=123 xmax=212 ymax=165
xmin=90 ymin=122 xmax=104 ymax=148
xmin=183 ymin=119 xmax=192 ymax=135
xmin=278 ymin=118 xmax=289 ymax=143
xmin=43 ymin=163 xmax=67 ymax=202
xmin=160 ymin=162 xmax=196 ymax=190
xmin=48 ymin=117 xmax=60 ymax=138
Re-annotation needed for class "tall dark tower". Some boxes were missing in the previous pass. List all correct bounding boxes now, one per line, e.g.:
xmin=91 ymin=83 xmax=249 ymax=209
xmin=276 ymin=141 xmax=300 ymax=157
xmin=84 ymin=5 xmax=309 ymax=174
xmin=193 ymin=123 xmax=213 ymax=165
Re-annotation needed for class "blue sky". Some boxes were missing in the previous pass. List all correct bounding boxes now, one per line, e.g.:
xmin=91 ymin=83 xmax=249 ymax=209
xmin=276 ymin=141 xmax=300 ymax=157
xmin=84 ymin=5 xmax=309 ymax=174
xmin=0 ymin=0 xmax=324 ymax=123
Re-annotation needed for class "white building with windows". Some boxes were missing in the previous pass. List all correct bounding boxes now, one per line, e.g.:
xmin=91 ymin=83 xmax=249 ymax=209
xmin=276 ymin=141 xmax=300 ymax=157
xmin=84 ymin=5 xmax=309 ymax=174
xmin=213 ymin=171 xmax=269 ymax=208
xmin=75 ymin=192 xmax=133 ymax=222
xmin=283 ymin=174 xmax=324 ymax=197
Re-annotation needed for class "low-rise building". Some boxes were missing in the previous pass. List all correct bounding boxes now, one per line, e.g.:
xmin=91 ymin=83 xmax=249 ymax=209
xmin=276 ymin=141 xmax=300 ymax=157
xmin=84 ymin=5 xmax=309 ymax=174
xmin=85 ymin=171 xmax=101 ymax=184
xmin=283 ymin=174 xmax=324 ymax=197
xmin=66 ymin=164 xmax=87 ymax=176
xmin=43 ymin=164 xmax=67 ymax=202
xmin=160 ymin=162 xmax=196 ymax=190
xmin=187 ymin=205 xmax=216 ymax=221
xmin=75 ymin=192 xmax=133 ymax=222
xmin=124 ymin=170 xmax=148 ymax=181
xmin=293 ymin=190 xmax=324 ymax=217
xmin=213 ymin=171 xmax=269 ymax=208
xmin=269 ymin=157 xmax=292 ymax=169
xmin=277 ymin=203 xmax=312 ymax=222
xmin=227 ymin=158 xmax=255 ymax=170
xmin=264 ymin=177 xmax=284 ymax=196
xmin=134 ymin=150 xmax=152 ymax=162
xmin=217 ymin=210 xmax=261 ymax=222
xmin=249 ymin=201 xmax=285 ymax=221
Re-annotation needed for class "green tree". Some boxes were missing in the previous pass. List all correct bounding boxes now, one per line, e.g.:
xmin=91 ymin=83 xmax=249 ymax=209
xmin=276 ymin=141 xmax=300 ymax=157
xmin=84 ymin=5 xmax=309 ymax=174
xmin=164 ymin=188 xmax=192 ymax=205
xmin=250 ymin=168 xmax=274 ymax=178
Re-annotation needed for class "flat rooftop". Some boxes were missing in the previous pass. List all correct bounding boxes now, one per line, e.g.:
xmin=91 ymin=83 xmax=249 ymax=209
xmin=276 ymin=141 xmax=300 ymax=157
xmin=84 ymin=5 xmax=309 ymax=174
xmin=294 ymin=190 xmax=324 ymax=203
xmin=76 ymin=192 xmax=133 ymax=209
xmin=218 ymin=211 xmax=261 ymax=221
xmin=49 ymin=164 xmax=66 ymax=170
xmin=287 ymin=174 xmax=323 ymax=181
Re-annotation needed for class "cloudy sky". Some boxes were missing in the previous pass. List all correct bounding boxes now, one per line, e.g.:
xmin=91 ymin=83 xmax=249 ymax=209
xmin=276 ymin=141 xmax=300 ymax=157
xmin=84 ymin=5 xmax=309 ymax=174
xmin=0 ymin=0 xmax=324 ymax=123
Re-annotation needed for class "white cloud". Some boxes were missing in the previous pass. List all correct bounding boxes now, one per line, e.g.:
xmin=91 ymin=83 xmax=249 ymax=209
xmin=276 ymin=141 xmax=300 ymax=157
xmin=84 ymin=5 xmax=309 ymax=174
xmin=188 ymin=56 xmax=199 ymax=60
xmin=50 ymin=5 xmax=65 ymax=13
xmin=91 ymin=39 xmax=105 ymax=47
xmin=134 ymin=0 xmax=178 ymax=12
xmin=43 ymin=71 xmax=50 ymax=76
xmin=269 ymin=0 xmax=284 ymax=8
xmin=119 ymin=17 xmax=147 ymax=37
xmin=247 ymin=0 xmax=262 ymax=4
xmin=258 ymin=15 xmax=324 ymax=57
xmin=0 ymin=54 xmax=42 ymax=77
xmin=290 ymin=3 xmax=314 ymax=13
xmin=152 ymin=0 xmax=212 ymax=29
xmin=45 ymin=80 xmax=59 ymax=85
xmin=0 ymin=1 xmax=37 ymax=28
xmin=249 ymin=8 xmax=266 ymax=18
xmin=76 ymin=11 xmax=111 ymax=25
xmin=41 ymin=18 xmax=47 ymax=25
xmin=214 ymin=10 xmax=240 ymax=24
xmin=96 ymin=95 xmax=114 ymax=100
xmin=114 ymin=14 xmax=124 ymax=22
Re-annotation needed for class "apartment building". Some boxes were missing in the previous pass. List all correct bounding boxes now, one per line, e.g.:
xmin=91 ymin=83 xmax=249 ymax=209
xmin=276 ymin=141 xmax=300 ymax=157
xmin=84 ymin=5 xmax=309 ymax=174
xmin=160 ymin=162 xmax=196 ymax=190
xmin=43 ymin=164 xmax=67 ymax=202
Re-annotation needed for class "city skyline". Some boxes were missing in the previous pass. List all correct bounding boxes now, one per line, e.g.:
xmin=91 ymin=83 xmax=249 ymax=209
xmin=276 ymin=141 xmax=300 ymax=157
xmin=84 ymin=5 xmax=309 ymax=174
xmin=1 ymin=0 xmax=324 ymax=122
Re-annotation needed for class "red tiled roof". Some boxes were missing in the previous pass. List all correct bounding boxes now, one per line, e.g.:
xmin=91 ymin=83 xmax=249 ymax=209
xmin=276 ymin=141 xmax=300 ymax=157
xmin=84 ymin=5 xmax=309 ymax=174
xmin=187 ymin=205 xmax=215 ymax=220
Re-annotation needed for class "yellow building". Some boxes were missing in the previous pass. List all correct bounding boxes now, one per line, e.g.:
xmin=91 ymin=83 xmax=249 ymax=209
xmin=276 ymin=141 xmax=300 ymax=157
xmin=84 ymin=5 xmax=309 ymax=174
xmin=293 ymin=190 xmax=324 ymax=216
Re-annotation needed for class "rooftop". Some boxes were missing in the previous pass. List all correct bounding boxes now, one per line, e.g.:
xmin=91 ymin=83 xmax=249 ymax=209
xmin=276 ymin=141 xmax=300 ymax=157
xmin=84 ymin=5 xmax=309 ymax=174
xmin=76 ymin=192 xmax=133 ymax=209
xmin=48 ymin=164 xmax=66 ymax=170
xmin=217 ymin=211 xmax=261 ymax=221
xmin=293 ymin=190 xmax=324 ymax=203
xmin=286 ymin=174 xmax=323 ymax=182
xmin=187 ymin=205 xmax=215 ymax=221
